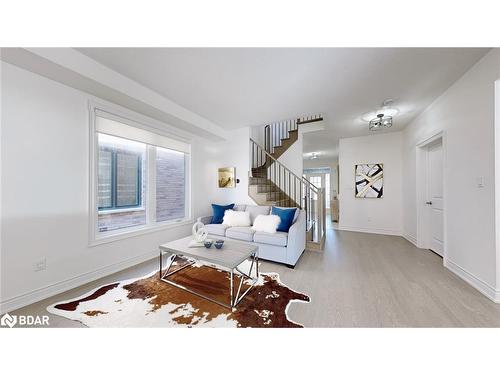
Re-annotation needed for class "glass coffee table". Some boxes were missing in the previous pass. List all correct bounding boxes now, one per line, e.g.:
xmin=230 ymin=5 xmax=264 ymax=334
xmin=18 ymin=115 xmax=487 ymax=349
xmin=159 ymin=236 xmax=259 ymax=309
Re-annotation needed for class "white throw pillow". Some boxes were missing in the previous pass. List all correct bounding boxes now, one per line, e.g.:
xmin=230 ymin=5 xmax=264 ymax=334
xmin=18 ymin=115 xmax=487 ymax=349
xmin=222 ymin=210 xmax=251 ymax=227
xmin=252 ymin=214 xmax=281 ymax=234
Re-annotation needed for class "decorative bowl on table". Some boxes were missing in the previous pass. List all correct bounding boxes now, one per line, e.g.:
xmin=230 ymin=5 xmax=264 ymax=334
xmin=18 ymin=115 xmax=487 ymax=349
xmin=214 ymin=240 xmax=224 ymax=249
xmin=204 ymin=240 xmax=213 ymax=248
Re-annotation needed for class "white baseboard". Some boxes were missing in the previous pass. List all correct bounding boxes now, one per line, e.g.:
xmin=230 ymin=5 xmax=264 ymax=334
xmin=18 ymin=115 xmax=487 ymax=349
xmin=337 ymin=225 xmax=401 ymax=237
xmin=0 ymin=250 xmax=158 ymax=314
xmin=444 ymin=258 xmax=500 ymax=303
xmin=403 ymin=233 xmax=418 ymax=246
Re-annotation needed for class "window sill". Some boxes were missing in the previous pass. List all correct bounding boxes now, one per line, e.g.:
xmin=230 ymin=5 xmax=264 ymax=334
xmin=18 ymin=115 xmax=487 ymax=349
xmin=89 ymin=218 xmax=194 ymax=247
xmin=98 ymin=207 xmax=145 ymax=215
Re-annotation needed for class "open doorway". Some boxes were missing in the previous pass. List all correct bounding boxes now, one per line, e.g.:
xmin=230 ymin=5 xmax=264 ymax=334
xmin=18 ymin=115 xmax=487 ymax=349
xmin=416 ymin=132 xmax=445 ymax=259
xmin=303 ymin=166 xmax=339 ymax=225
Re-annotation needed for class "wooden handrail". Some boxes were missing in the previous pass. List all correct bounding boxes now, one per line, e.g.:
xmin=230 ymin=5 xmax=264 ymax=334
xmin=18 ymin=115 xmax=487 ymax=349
xmin=296 ymin=114 xmax=324 ymax=125
xmin=302 ymin=176 xmax=320 ymax=193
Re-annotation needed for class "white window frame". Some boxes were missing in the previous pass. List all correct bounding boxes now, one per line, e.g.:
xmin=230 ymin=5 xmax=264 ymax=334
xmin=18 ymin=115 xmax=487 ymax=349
xmin=88 ymin=101 xmax=193 ymax=246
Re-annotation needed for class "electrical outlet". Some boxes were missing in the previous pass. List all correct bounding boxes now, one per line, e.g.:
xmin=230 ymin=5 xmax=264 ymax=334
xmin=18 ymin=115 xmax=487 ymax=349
xmin=34 ymin=258 xmax=47 ymax=272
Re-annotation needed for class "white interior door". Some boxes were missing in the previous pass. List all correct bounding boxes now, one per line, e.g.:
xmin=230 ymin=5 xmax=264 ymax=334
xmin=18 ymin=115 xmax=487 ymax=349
xmin=426 ymin=141 xmax=444 ymax=256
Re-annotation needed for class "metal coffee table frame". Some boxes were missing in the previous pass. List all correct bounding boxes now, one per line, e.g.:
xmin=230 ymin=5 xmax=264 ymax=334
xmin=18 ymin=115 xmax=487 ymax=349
xmin=159 ymin=248 xmax=259 ymax=310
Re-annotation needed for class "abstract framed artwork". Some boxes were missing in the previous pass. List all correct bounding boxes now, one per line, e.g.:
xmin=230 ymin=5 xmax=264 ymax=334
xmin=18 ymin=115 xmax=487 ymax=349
xmin=355 ymin=164 xmax=383 ymax=198
xmin=218 ymin=167 xmax=236 ymax=188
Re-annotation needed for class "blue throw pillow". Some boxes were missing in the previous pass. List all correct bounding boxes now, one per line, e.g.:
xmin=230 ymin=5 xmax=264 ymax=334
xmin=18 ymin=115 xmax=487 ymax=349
xmin=211 ymin=203 xmax=235 ymax=224
xmin=271 ymin=206 xmax=297 ymax=232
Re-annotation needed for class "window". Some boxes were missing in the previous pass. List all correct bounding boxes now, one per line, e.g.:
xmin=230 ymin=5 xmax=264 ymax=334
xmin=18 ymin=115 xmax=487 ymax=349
xmin=308 ymin=175 xmax=321 ymax=201
xmin=97 ymin=134 xmax=147 ymax=232
xmin=98 ymin=134 xmax=144 ymax=211
xmin=91 ymin=106 xmax=191 ymax=240
xmin=156 ymin=147 xmax=186 ymax=222
xmin=309 ymin=175 xmax=322 ymax=188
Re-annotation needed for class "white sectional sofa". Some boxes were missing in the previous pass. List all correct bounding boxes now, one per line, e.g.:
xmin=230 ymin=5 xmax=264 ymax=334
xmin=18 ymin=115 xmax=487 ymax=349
xmin=197 ymin=204 xmax=306 ymax=268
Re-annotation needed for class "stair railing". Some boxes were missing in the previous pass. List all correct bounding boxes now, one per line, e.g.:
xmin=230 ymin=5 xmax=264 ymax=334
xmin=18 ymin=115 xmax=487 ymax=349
xmin=250 ymin=138 xmax=325 ymax=244
xmin=302 ymin=177 xmax=326 ymax=244
xmin=251 ymin=138 xmax=302 ymax=207
xmin=264 ymin=114 xmax=323 ymax=154
xmin=264 ymin=119 xmax=297 ymax=154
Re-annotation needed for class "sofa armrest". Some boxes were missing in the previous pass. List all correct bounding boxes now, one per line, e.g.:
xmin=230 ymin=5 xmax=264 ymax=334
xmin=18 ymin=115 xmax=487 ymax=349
xmin=286 ymin=210 xmax=306 ymax=266
xmin=197 ymin=215 xmax=213 ymax=225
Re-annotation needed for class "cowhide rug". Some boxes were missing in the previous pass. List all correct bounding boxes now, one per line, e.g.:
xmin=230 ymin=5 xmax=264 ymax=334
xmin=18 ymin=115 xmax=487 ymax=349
xmin=47 ymin=259 xmax=310 ymax=328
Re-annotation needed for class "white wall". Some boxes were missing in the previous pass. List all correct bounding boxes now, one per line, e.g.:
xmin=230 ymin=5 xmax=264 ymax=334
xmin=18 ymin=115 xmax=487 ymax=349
xmin=197 ymin=127 xmax=257 ymax=210
xmin=277 ymin=130 xmax=303 ymax=177
xmin=339 ymin=132 xmax=403 ymax=235
xmin=403 ymin=49 xmax=500 ymax=300
xmin=0 ymin=62 xmax=236 ymax=312
xmin=250 ymin=124 xmax=265 ymax=147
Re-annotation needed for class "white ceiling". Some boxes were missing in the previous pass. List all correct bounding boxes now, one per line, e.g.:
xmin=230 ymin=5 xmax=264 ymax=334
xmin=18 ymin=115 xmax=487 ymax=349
xmin=78 ymin=48 xmax=489 ymax=161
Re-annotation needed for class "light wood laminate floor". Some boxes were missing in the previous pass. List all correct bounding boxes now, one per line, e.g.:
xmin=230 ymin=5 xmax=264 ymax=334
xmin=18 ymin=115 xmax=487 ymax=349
xmin=12 ymin=221 xmax=500 ymax=327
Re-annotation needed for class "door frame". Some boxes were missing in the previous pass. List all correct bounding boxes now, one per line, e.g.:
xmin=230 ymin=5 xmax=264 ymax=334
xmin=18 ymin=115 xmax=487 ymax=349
xmin=416 ymin=131 xmax=447 ymax=262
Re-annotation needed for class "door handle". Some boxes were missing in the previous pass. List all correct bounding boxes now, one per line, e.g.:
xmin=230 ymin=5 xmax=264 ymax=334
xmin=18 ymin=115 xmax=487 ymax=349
xmin=425 ymin=201 xmax=433 ymax=205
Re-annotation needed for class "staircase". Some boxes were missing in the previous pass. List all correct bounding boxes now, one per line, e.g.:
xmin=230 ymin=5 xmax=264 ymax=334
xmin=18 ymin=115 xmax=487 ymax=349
xmin=265 ymin=123 xmax=299 ymax=158
xmin=264 ymin=114 xmax=322 ymax=157
xmin=248 ymin=114 xmax=326 ymax=249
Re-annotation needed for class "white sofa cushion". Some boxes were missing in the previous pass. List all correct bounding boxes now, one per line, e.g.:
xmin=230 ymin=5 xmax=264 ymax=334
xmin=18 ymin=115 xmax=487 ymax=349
xmin=245 ymin=205 xmax=271 ymax=224
xmin=222 ymin=210 xmax=251 ymax=227
xmin=204 ymin=224 xmax=228 ymax=236
xmin=254 ymin=231 xmax=288 ymax=247
xmin=252 ymin=214 xmax=280 ymax=234
xmin=225 ymin=226 xmax=255 ymax=242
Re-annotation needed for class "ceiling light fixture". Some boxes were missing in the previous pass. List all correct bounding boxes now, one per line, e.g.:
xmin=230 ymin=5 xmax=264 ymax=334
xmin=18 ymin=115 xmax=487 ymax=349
xmin=362 ymin=99 xmax=398 ymax=131
xmin=369 ymin=113 xmax=392 ymax=131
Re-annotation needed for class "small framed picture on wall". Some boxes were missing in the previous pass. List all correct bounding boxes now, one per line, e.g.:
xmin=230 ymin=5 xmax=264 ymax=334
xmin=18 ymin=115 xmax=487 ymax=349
xmin=218 ymin=167 xmax=236 ymax=188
